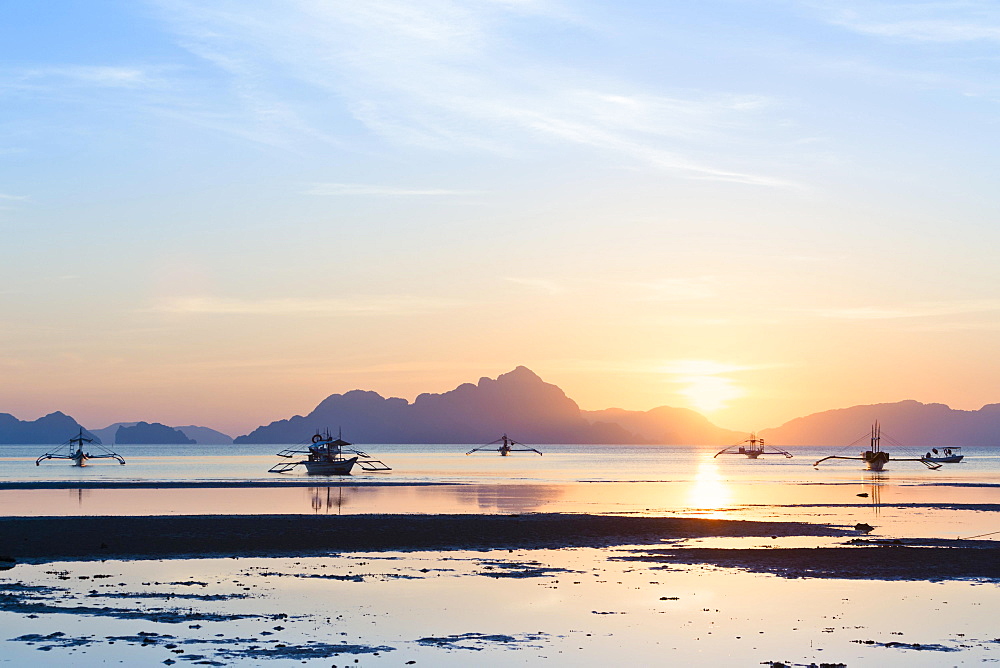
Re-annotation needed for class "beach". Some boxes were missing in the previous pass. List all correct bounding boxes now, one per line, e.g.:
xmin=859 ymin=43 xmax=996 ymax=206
xmin=2 ymin=446 xmax=999 ymax=665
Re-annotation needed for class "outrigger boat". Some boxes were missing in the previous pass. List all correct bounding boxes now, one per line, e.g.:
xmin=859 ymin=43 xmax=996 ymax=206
xmin=35 ymin=428 xmax=125 ymax=467
xmin=466 ymin=433 xmax=542 ymax=456
xmin=268 ymin=430 xmax=391 ymax=475
xmin=813 ymin=422 xmax=941 ymax=471
xmin=714 ymin=432 xmax=792 ymax=459
xmin=922 ymin=447 xmax=963 ymax=464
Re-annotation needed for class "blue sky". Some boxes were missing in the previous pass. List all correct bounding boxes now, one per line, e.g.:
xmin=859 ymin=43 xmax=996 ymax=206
xmin=3 ymin=1 xmax=1000 ymax=434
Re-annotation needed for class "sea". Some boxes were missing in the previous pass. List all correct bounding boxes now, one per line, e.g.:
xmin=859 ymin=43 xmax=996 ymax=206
xmin=2 ymin=443 xmax=999 ymax=541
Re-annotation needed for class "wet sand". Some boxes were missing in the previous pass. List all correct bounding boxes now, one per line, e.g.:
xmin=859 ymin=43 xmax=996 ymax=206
xmin=3 ymin=513 xmax=999 ymax=582
xmin=0 ymin=513 xmax=851 ymax=563
xmin=619 ymin=538 xmax=1000 ymax=580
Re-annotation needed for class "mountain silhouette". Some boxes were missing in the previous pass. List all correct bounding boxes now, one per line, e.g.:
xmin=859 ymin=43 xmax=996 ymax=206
xmin=583 ymin=406 xmax=744 ymax=445
xmin=115 ymin=422 xmax=196 ymax=445
xmin=0 ymin=411 xmax=99 ymax=444
xmin=90 ymin=422 xmax=233 ymax=445
xmin=8 ymin=370 xmax=1000 ymax=447
xmin=760 ymin=399 xmax=1000 ymax=447
xmin=236 ymin=366 xmax=639 ymax=444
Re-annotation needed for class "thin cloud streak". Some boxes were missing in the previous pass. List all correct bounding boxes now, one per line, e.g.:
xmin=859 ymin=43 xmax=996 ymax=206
xmin=143 ymin=295 xmax=462 ymax=316
xmin=806 ymin=1 xmax=1000 ymax=43
xmin=504 ymin=277 xmax=567 ymax=295
xmin=817 ymin=300 xmax=1000 ymax=320
xmin=305 ymin=183 xmax=480 ymax=196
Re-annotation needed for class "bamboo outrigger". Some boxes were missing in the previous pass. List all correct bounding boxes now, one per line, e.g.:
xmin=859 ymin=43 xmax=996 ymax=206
xmin=269 ymin=430 xmax=391 ymax=475
xmin=35 ymin=428 xmax=125 ymax=467
xmin=466 ymin=434 xmax=542 ymax=456
xmin=714 ymin=432 xmax=792 ymax=459
xmin=813 ymin=422 xmax=941 ymax=471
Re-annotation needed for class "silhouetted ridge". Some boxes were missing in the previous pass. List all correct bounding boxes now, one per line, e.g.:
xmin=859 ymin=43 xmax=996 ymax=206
xmin=115 ymin=422 xmax=196 ymax=445
xmin=760 ymin=400 xmax=1000 ymax=447
xmin=0 ymin=411 xmax=99 ymax=444
xmin=234 ymin=367 xmax=742 ymax=445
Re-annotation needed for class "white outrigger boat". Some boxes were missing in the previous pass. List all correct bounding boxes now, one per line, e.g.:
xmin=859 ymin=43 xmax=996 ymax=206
xmin=813 ymin=422 xmax=941 ymax=471
xmin=35 ymin=428 xmax=125 ymax=467
xmin=466 ymin=433 xmax=542 ymax=456
xmin=922 ymin=447 xmax=963 ymax=464
xmin=268 ymin=430 xmax=391 ymax=475
xmin=714 ymin=432 xmax=792 ymax=459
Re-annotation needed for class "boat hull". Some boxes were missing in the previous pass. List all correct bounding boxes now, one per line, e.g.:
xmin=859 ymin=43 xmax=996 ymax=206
xmin=863 ymin=450 xmax=889 ymax=471
xmin=303 ymin=457 xmax=358 ymax=475
xmin=925 ymin=455 xmax=963 ymax=463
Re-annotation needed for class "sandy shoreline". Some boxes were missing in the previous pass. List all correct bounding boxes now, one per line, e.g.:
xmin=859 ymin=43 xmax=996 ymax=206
xmin=1 ymin=513 xmax=849 ymax=563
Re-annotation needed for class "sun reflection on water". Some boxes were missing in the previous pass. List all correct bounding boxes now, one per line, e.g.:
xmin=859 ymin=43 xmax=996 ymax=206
xmin=686 ymin=461 xmax=732 ymax=514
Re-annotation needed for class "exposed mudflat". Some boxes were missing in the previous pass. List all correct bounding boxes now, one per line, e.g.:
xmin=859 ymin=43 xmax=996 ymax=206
xmin=617 ymin=538 xmax=1000 ymax=580
xmin=0 ymin=513 xmax=852 ymax=563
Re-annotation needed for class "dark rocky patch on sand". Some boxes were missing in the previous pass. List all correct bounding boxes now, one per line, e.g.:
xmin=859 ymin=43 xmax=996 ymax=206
xmin=619 ymin=539 xmax=1000 ymax=580
xmin=416 ymin=631 xmax=547 ymax=650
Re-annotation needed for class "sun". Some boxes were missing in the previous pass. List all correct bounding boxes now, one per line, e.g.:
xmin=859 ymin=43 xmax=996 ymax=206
xmin=679 ymin=375 xmax=745 ymax=414
xmin=660 ymin=360 xmax=747 ymax=415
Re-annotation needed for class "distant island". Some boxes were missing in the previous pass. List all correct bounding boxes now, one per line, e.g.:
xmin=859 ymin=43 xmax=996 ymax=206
xmin=89 ymin=423 xmax=234 ymax=445
xmin=3 ymin=366 xmax=1000 ymax=446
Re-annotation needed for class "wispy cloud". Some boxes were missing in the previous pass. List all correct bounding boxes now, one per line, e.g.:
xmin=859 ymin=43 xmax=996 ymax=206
xmin=143 ymin=295 xmax=461 ymax=316
xmin=152 ymin=0 xmax=790 ymax=185
xmin=0 ymin=193 xmax=28 ymax=201
xmin=305 ymin=183 xmax=480 ymax=196
xmin=805 ymin=1 xmax=1000 ymax=43
xmin=817 ymin=299 xmax=1000 ymax=320
xmin=5 ymin=65 xmax=160 ymax=90
xmin=504 ymin=277 xmax=567 ymax=295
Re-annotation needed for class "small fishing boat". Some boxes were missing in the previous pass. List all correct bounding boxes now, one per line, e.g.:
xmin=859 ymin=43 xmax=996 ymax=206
xmin=922 ymin=447 xmax=963 ymax=464
xmin=714 ymin=433 xmax=792 ymax=459
xmin=268 ymin=430 xmax=391 ymax=475
xmin=466 ymin=433 xmax=542 ymax=456
xmin=813 ymin=422 xmax=941 ymax=471
xmin=35 ymin=428 xmax=126 ymax=467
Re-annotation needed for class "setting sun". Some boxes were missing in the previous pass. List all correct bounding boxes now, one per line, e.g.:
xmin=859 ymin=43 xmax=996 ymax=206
xmin=659 ymin=360 xmax=748 ymax=415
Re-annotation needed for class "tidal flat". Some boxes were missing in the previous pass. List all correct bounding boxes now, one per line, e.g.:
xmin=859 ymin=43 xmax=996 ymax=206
xmin=2 ymin=541 xmax=999 ymax=667
xmin=1 ymin=512 xmax=999 ymax=666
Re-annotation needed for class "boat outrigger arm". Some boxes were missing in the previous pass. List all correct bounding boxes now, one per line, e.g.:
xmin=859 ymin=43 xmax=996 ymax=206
xmin=812 ymin=453 xmax=941 ymax=470
xmin=35 ymin=428 xmax=126 ymax=466
xmin=466 ymin=434 xmax=542 ymax=456
xmin=812 ymin=422 xmax=941 ymax=470
xmin=714 ymin=433 xmax=792 ymax=459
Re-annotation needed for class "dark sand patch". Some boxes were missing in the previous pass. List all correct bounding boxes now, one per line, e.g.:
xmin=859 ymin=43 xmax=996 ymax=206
xmin=619 ymin=539 xmax=1000 ymax=580
xmin=416 ymin=631 xmax=547 ymax=650
xmin=0 ymin=513 xmax=850 ymax=563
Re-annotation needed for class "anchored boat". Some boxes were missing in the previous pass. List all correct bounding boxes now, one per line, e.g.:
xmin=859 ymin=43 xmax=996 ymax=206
xmin=268 ymin=430 xmax=391 ymax=475
xmin=35 ymin=428 xmax=126 ymax=467
xmin=714 ymin=433 xmax=792 ymax=459
xmin=923 ymin=447 xmax=963 ymax=464
xmin=466 ymin=433 xmax=542 ymax=456
xmin=813 ymin=422 xmax=941 ymax=471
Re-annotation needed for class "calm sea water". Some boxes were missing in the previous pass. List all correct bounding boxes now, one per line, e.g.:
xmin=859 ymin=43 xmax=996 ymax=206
xmin=3 ymin=442 xmax=1000 ymax=485
xmin=2 ymin=444 xmax=999 ymax=539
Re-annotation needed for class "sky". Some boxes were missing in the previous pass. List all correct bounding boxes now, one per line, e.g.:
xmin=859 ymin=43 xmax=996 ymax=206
xmin=3 ymin=1 xmax=1000 ymax=436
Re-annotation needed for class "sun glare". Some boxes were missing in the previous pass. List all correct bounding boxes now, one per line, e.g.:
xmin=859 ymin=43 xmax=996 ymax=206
xmin=687 ymin=461 xmax=732 ymax=511
xmin=659 ymin=360 xmax=747 ymax=414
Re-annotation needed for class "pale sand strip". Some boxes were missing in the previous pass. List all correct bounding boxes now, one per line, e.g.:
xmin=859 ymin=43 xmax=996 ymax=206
xmin=0 ymin=514 xmax=848 ymax=563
